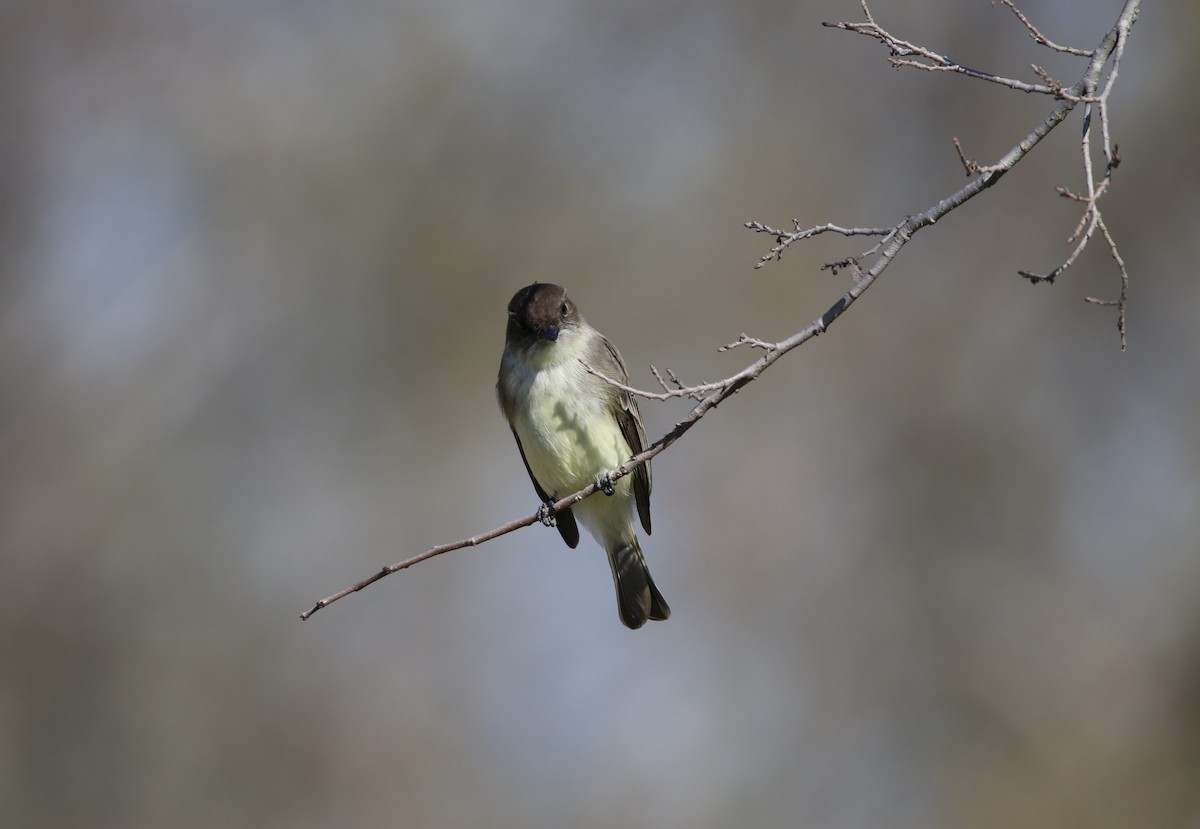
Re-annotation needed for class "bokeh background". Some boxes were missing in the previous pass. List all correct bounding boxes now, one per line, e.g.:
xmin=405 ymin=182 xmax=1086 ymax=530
xmin=3 ymin=1 xmax=1197 ymax=827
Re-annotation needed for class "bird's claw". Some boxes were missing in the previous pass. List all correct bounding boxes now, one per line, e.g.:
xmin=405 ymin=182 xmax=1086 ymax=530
xmin=596 ymin=472 xmax=616 ymax=497
xmin=536 ymin=502 xmax=557 ymax=528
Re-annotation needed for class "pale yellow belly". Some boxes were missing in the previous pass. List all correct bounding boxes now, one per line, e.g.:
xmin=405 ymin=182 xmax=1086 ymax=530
xmin=514 ymin=375 xmax=630 ymax=498
xmin=505 ymin=355 xmax=639 ymax=547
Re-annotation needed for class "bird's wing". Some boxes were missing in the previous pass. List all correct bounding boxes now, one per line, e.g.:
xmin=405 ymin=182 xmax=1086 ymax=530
xmin=509 ymin=425 xmax=580 ymax=548
xmin=599 ymin=335 xmax=652 ymax=535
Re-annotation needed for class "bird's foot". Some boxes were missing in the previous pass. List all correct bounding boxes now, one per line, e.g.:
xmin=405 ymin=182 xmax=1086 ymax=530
xmin=596 ymin=471 xmax=616 ymax=497
xmin=536 ymin=502 xmax=557 ymax=528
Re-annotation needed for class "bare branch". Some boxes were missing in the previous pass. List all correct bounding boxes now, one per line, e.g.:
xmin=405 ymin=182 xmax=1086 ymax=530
xmin=1015 ymin=0 xmax=1137 ymax=340
xmin=300 ymin=408 xmax=703 ymax=620
xmin=813 ymin=0 xmax=1138 ymax=345
xmin=996 ymin=0 xmax=1091 ymax=56
xmin=1093 ymin=215 xmax=1129 ymax=350
xmin=824 ymin=2 xmax=1058 ymax=95
xmin=301 ymin=355 xmax=759 ymax=620
xmin=580 ymin=359 xmax=726 ymax=402
xmin=300 ymin=1 xmax=1142 ymax=621
xmin=719 ymin=334 xmax=778 ymax=353
xmin=952 ymin=137 xmax=1005 ymax=176
xmin=744 ymin=219 xmax=892 ymax=269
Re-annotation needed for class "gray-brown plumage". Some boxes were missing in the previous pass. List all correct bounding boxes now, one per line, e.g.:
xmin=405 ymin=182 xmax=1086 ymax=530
xmin=497 ymin=283 xmax=669 ymax=629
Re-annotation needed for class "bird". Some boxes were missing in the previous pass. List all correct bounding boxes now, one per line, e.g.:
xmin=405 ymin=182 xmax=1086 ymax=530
xmin=497 ymin=282 xmax=669 ymax=629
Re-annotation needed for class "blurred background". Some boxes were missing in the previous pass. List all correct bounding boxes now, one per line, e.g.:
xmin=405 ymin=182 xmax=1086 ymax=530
xmin=2 ymin=1 xmax=1197 ymax=827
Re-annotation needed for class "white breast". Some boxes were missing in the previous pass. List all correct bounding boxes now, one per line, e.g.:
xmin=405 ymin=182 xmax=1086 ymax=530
xmin=502 ymin=337 xmax=630 ymax=498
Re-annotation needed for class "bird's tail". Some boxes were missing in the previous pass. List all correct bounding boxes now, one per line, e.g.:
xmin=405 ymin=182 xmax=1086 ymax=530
xmin=608 ymin=539 xmax=670 ymax=630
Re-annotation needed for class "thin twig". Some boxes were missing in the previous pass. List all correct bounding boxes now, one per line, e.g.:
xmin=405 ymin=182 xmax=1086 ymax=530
xmin=824 ymin=2 xmax=1058 ymax=95
xmin=719 ymin=334 xmax=778 ymax=353
xmin=744 ymin=220 xmax=892 ymax=269
xmin=1091 ymin=215 xmax=1129 ymax=350
xmin=578 ymin=360 xmax=723 ymax=402
xmin=996 ymin=0 xmax=1091 ymax=56
xmin=1014 ymin=0 xmax=1136 ymax=338
xmin=953 ymin=137 xmax=1005 ymax=176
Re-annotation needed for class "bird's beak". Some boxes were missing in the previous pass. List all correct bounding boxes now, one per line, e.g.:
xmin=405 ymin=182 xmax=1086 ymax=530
xmin=540 ymin=325 xmax=560 ymax=342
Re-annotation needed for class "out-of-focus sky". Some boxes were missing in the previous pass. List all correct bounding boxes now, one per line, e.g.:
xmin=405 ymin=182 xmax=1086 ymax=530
xmin=3 ymin=2 xmax=1197 ymax=828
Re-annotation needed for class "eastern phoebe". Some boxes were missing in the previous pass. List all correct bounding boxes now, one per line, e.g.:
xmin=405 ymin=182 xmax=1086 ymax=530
xmin=497 ymin=283 xmax=670 ymax=629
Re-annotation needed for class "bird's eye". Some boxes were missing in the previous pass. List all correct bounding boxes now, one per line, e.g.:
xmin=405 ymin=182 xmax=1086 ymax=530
xmin=560 ymin=302 xmax=568 ymax=316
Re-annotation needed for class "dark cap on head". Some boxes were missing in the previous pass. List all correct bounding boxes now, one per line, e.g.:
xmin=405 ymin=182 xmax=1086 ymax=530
xmin=506 ymin=283 xmax=579 ymax=344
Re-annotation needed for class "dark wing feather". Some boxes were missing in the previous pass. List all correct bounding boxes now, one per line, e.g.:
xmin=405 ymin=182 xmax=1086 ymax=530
xmin=508 ymin=426 xmax=580 ymax=548
xmin=599 ymin=335 xmax=652 ymax=535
